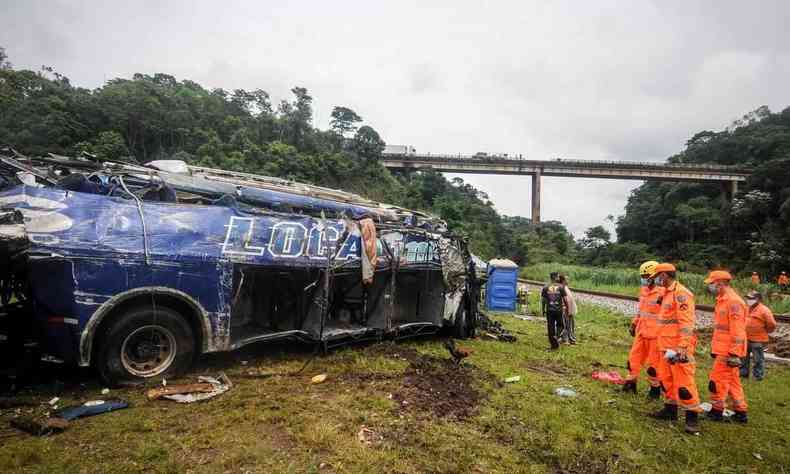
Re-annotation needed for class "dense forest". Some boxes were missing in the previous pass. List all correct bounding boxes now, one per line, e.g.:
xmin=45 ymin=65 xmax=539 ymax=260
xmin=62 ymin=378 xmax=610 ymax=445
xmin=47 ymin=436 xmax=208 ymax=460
xmin=616 ymin=106 xmax=790 ymax=274
xmin=0 ymin=46 xmax=575 ymax=263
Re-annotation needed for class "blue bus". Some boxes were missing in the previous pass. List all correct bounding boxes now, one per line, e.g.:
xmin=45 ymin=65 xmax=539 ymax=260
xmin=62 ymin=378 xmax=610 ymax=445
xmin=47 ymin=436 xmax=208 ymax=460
xmin=0 ymin=155 xmax=479 ymax=385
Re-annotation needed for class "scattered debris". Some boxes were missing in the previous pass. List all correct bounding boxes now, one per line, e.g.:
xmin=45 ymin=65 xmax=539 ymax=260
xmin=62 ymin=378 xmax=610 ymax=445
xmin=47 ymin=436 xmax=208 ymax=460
xmin=357 ymin=426 xmax=383 ymax=446
xmin=153 ymin=373 xmax=232 ymax=403
xmin=753 ymin=453 xmax=763 ymax=461
xmin=699 ymin=402 xmax=734 ymax=418
xmin=48 ymin=397 xmax=60 ymax=406
xmin=10 ymin=417 xmax=69 ymax=436
xmin=239 ymin=371 xmax=276 ymax=379
xmin=0 ymin=397 xmax=37 ymax=409
xmin=477 ymin=312 xmax=517 ymax=342
xmin=101 ymin=388 xmax=110 ymax=395
xmin=53 ymin=399 xmax=130 ymax=421
xmin=554 ymin=387 xmax=577 ymax=398
xmin=311 ymin=374 xmax=328 ymax=384
xmin=147 ymin=383 xmax=217 ymax=401
xmin=591 ymin=371 xmax=626 ymax=385
xmin=512 ymin=315 xmax=542 ymax=321
xmin=504 ymin=376 xmax=521 ymax=383
xmin=522 ymin=361 xmax=569 ymax=377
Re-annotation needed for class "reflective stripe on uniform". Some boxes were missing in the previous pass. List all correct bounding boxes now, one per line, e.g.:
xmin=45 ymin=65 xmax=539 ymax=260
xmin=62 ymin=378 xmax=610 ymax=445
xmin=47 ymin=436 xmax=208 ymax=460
xmin=659 ymin=319 xmax=679 ymax=324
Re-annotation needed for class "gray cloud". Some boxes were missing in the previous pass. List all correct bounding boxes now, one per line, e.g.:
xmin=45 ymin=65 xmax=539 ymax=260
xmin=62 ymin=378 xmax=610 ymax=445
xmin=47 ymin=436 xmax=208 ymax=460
xmin=2 ymin=0 xmax=790 ymax=237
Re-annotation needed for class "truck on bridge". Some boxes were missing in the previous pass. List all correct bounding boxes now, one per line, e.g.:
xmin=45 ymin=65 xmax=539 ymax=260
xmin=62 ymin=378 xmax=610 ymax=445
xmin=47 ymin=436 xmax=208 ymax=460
xmin=383 ymin=144 xmax=417 ymax=156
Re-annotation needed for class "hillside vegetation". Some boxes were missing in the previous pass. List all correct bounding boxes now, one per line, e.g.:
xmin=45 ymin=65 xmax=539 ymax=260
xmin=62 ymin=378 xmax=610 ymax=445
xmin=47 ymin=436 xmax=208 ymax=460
xmin=0 ymin=46 xmax=576 ymax=262
xmin=616 ymin=106 xmax=790 ymax=275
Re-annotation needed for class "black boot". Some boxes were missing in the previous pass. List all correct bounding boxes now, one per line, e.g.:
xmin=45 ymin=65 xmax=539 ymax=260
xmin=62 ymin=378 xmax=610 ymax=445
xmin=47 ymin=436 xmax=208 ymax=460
xmin=648 ymin=386 xmax=661 ymax=400
xmin=707 ymin=408 xmax=725 ymax=422
xmin=649 ymin=404 xmax=678 ymax=420
xmin=622 ymin=380 xmax=637 ymax=393
xmin=685 ymin=411 xmax=700 ymax=434
xmin=733 ymin=411 xmax=748 ymax=424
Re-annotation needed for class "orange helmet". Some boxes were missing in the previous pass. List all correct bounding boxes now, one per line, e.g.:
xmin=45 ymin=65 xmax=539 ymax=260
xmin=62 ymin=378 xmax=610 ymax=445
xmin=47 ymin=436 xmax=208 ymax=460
xmin=650 ymin=263 xmax=676 ymax=278
xmin=704 ymin=270 xmax=733 ymax=284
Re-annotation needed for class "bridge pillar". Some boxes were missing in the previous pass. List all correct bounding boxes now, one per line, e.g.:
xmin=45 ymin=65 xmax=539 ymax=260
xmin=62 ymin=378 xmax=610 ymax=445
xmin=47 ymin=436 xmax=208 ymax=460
xmin=531 ymin=169 xmax=542 ymax=224
xmin=721 ymin=180 xmax=738 ymax=201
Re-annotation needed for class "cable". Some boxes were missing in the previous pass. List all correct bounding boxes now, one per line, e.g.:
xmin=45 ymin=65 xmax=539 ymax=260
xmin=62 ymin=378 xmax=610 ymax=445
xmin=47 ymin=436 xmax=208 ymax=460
xmin=118 ymin=176 xmax=151 ymax=266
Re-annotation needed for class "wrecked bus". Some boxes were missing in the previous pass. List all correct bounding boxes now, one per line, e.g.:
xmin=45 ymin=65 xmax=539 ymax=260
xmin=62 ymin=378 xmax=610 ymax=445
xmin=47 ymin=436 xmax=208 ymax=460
xmin=0 ymin=151 xmax=479 ymax=385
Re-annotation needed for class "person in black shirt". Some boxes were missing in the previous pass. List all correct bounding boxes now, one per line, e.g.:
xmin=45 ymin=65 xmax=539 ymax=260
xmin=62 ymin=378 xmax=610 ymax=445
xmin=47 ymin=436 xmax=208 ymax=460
xmin=542 ymin=272 xmax=568 ymax=350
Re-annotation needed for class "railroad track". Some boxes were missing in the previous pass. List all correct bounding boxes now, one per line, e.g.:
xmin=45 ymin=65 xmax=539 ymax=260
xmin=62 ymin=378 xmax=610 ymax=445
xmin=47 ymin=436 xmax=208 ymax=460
xmin=518 ymin=278 xmax=790 ymax=323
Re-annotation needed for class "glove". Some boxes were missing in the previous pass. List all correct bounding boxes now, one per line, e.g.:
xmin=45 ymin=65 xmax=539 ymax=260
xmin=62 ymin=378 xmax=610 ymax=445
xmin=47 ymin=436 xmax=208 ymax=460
xmin=726 ymin=356 xmax=742 ymax=367
xmin=710 ymin=352 xmax=716 ymax=359
xmin=629 ymin=323 xmax=636 ymax=337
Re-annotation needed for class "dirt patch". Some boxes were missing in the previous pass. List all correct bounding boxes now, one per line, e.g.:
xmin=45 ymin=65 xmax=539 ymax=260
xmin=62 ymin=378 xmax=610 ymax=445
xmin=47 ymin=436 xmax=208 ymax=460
xmin=348 ymin=342 xmax=495 ymax=421
xmin=391 ymin=352 xmax=493 ymax=421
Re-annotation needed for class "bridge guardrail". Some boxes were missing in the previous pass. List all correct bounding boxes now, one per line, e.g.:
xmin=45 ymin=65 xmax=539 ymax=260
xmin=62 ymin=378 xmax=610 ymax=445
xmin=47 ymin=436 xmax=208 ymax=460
xmin=383 ymin=154 xmax=750 ymax=174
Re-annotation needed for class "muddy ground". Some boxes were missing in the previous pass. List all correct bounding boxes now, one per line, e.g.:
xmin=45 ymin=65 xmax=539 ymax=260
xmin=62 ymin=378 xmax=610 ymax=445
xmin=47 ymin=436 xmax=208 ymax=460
xmin=342 ymin=343 xmax=499 ymax=420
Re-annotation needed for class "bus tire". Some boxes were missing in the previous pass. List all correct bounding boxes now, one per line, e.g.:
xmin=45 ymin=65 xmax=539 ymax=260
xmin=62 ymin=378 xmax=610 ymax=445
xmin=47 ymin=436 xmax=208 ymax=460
xmin=96 ymin=304 xmax=195 ymax=387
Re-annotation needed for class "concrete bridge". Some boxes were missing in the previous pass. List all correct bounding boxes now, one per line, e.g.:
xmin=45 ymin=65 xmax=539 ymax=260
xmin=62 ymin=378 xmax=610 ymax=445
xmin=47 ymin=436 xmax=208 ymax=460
xmin=381 ymin=154 xmax=750 ymax=223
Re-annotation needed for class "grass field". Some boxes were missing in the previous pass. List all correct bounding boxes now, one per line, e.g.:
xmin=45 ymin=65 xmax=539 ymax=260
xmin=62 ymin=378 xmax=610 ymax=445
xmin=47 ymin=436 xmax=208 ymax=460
xmin=2 ymin=299 xmax=789 ymax=473
xmin=522 ymin=262 xmax=790 ymax=314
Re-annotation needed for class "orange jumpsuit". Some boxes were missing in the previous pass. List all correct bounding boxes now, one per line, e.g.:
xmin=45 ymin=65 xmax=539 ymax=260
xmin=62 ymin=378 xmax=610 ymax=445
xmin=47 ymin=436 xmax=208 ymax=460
xmin=746 ymin=303 xmax=776 ymax=343
xmin=708 ymin=287 xmax=748 ymax=412
xmin=656 ymin=281 xmax=701 ymax=412
xmin=779 ymin=274 xmax=789 ymax=287
xmin=626 ymin=285 xmax=665 ymax=387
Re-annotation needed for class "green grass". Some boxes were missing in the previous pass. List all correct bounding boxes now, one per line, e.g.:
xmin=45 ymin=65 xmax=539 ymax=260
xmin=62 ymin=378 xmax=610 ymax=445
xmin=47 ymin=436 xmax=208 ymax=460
xmin=522 ymin=262 xmax=790 ymax=313
xmin=2 ymin=300 xmax=789 ymax=473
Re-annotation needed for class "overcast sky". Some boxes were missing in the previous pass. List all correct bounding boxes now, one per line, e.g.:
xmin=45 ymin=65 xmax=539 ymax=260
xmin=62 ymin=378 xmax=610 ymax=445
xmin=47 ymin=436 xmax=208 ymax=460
xmin=3 ymin=0 xmax=790 ymax=237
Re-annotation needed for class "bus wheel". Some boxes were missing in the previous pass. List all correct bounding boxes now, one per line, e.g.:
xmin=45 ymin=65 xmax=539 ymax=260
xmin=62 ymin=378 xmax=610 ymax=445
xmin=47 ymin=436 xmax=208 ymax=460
xmin=96 ymin=305 xmax=195 ymax=386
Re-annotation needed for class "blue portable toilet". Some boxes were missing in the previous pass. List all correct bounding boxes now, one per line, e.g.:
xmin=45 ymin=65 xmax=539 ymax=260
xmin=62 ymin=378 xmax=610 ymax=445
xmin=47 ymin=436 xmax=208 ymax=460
xmin=485 ymin=259 xmax=519 ymax=311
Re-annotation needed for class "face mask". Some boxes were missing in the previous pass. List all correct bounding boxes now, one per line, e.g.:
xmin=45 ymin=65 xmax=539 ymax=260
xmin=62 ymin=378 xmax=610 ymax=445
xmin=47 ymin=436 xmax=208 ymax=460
xmin=654 ymin=276 xmax=664 ymax=286
xmin=640 ymin=278 xmax=650 ymax=286
xmin=707 ymin=283 xmax=719 ymax=295
xmin=745 ymin=298 xmax=757 ymax=306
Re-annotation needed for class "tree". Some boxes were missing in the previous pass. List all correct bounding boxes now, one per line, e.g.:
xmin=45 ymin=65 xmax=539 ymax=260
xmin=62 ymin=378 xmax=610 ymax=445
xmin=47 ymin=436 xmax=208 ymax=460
xmin=352 ymin=125 xmax=384 ymax=160
xmin=330 ymin=106 xmax=362 ymax=137
xmin=93 ymin=131 xmax=129 ymax=161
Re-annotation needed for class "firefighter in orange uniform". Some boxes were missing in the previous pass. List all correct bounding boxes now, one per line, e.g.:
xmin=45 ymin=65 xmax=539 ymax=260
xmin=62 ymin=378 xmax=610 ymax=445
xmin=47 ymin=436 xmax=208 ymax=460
xmin=779 ymin=271 xmax=789 ymax=291
xmin=705 ymin=270 xmax=749 ymax=423
xmin=623 ymin=261 xmax=664 ymax=398
xmin=750 ymin=272 xmax=760 ymax=285
xmin=648 ymin=263 xmax=702 ymax=434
